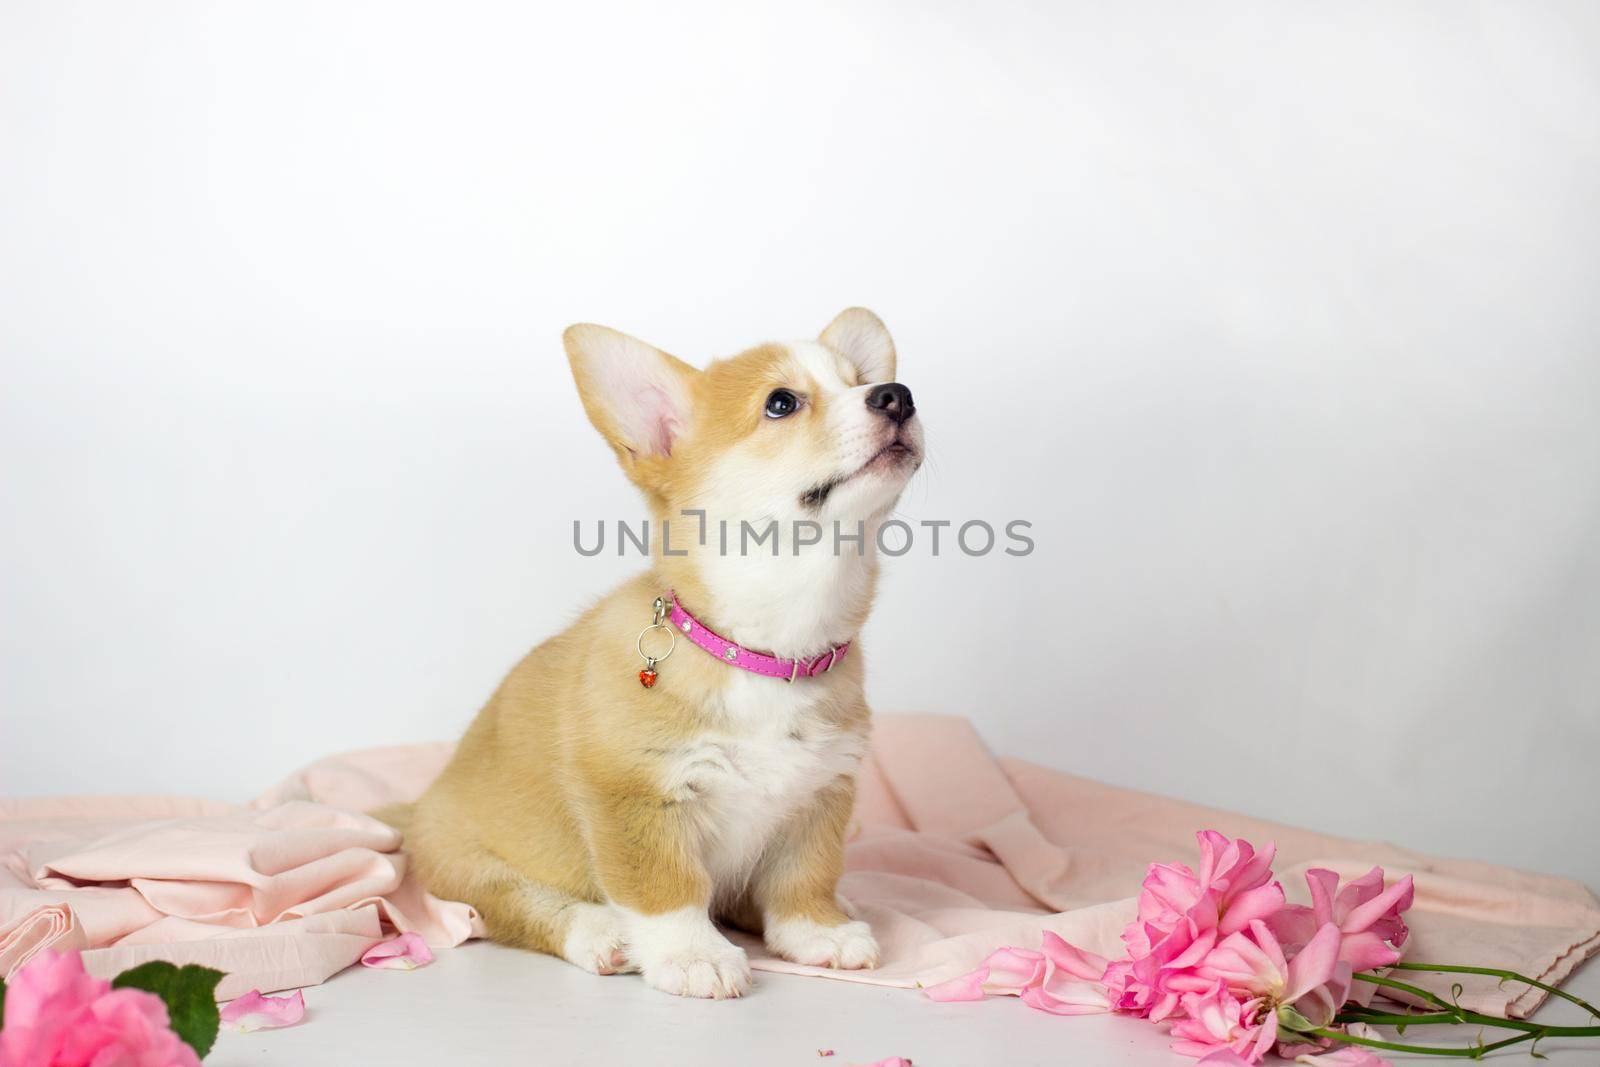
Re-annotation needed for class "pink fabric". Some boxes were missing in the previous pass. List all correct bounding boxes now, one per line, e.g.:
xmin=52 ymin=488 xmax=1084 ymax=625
xmin=669 ymin=593 xmax=849 ymax=680
xmin=3 ymin=716 xmax=1596 ymax=1017
xmin=0 ymin=745 xmax=478 ymax=1000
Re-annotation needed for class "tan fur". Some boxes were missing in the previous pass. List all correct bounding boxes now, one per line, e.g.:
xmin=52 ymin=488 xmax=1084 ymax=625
xmin=407 ymin=309 xmax=918 ymax=994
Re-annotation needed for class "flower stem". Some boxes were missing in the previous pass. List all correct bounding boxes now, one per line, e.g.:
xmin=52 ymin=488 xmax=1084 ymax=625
xmin=1352 ymin=972 xmax=1457 ymax=1009
xmin=1338 ymin=1007 xmax=1459 ymax=1025
xmin=1389 ymin=962 xmax=1600 ymax=1020
xmin=1335 ymin=1008 xmax=1600 ymax=1037
xmin=1308 ymin=1026 xmax=1539 ymax=1058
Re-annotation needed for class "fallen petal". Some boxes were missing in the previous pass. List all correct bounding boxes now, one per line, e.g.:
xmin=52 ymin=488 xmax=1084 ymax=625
xmin=1294 ymin=1047 xmax=1392 ymax=1066
xmin=977 ymin=947 xmax=1047 ymax=993
xmin=1035 ymin=948 xmax=1113 ymax=1016
xmin=1021 ymin=979 xmax=1112 ymax=1016
xmin=922 ymin=947 xmax=1044 ymax=1001
xmin=1194 ymin=1052 xmax=1255 ymax=1066
xmin=1039 ymin=930 xmax=1110 ymax=981
xmin=361 ymin=931 xmax=436 ymax=970
xmin=219 ymin=989 xmax=306 ymax=1033
xmin=921 ymin=966 xmax=988 ymax=1002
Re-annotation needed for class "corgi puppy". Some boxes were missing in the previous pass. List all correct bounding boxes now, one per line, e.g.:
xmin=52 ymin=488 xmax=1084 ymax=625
xmin=405 ymin=308 xmax=922 ymax=998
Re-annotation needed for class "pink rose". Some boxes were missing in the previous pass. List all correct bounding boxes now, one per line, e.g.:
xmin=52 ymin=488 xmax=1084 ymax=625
xmin=1268 ymin=867 xmax=1414 ymax=973
xmin=1110 ymin=831 xmax=1287 ymax=1019
xmin=0 ymin=951 xmax=200 ymax=1067
xmin=0 ymin=952 xmax=106 ymax=1066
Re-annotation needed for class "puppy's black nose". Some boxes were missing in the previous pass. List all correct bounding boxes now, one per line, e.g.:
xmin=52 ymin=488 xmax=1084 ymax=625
xmin=866 ymin=382 xmax=915 ymax=424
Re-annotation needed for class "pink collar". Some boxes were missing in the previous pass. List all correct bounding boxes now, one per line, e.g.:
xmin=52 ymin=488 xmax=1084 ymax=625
xmin=668 ymin=593 xmax=850 ymax=683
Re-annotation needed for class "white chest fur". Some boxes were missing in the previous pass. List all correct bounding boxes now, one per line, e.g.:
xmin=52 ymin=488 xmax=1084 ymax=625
xmin=656 ymin=671 xmax=867 ymax=897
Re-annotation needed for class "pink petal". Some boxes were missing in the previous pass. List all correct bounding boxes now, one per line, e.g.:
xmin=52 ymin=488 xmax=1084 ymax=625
xmin=1290 ymin=960 xmax=1352 ymax=1029
xmin=1144 ymin=863 xmax=1203 ymax=917
xmin=1020 ymin=982 xmax=1112 ymax=1015
xmin=1341 ymin=876 xmax=1413 ymax=935
xmin=1276 ymin=1038 xmax=1333 ymax=1060
xmin=1337 ymin=931 xmax=1403 ymax=972
xmin=850 ymin=1059 xmax=913 ymax=1067
xmin=1189 ymin=984 xmax=1234 ymax=1038
xmin=1283 ymin=923 xmax=1342 ymax=1003
xmin=1188 ymin=891 xmax=1222 ymax=933
xmin=1293 ymin=1047 xmax=1393 ymax=1066
xmin=1265 ymin=904 xmax=1320 ymax=951
xmin=1173 ymin=1039 xmax=1230 ymax=1059
xmin=1196 ymin=831 xmax=1229 ymax=887
xmin=1167 ymin=927 xmax=1219 ymax=970
xmin=1228 ymin=842 xmax=1278 ymax=896
xmin=1204 ymin=926 xmax=1283 ymax=993
xmin=1195 ymin=1053 xmax=1256 ymax=1067
xmin=922 ymin=967 xmax=988 ymax=1002
xmin=977 ymin=947 xmax=1047 ymax=993
xmin=1219 ymin=883 xmax=1286 ymax=936
xmin=1147 ymin=989 xmax=1183 ymax=1023
xmin=1334 ymin=867 xmax=1388 ymax=917
xmin=1305 ymin=868 xmax=1341 ymax=928
xmin=1247 ymin=919 xmax=1289 ymax=978
xmin=923 ymin=947 xmax=1045 ymax=1001
xmin=1167 ymin=971 xmax=1219 ymax=995
xmin=361 ymin=931 xmax=435 ymax=970
xmin=1249 ymin=1015 xmax=1279 ymax=1060
xmin=1039 ymin=931 xmax=1110 ymax=981
xmin=219 ymin=989 xmax=306 ymax=1033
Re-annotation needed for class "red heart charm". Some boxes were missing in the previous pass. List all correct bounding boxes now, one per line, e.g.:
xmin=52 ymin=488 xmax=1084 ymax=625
xmin=638 ymin=668 xmax=658 ymax=688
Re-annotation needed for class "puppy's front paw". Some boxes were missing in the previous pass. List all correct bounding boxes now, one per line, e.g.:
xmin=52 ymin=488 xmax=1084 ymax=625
xmin=764 ymin=916 xmax=879 ymax=970
xmin=560 ymin=902 xmax=633 ymax=975
xmin=640 ymin=940 xmax=751 ymax=999
xmin=626 ymin=908 xmax=752 ymax=998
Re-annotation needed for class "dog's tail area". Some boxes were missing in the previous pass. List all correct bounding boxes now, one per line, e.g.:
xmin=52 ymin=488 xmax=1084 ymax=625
xmin=369 ymin=801 xmax=415 ymax=837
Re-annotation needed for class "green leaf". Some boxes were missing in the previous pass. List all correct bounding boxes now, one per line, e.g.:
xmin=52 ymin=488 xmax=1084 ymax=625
xmin=111 ymin=961 xmax=224 ymax=1059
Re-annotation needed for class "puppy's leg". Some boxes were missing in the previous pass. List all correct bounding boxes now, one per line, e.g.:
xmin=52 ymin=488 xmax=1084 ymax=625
xmin=588 ymin=786 xmax=750 ymax=998
xmin=750 ymin=781 xmax=879 ymax=970
xmin=408 ymin=821 xmax=630 ymax=974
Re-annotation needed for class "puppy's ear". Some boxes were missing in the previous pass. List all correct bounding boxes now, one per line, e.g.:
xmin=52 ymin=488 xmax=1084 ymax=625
xmin=565 ymin=324 xmax=698 ymax=485
xmin=820 ymin=307 xmax=896 ymax=384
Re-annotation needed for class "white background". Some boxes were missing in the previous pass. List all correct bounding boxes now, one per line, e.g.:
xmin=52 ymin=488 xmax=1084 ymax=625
xmin=2 ymin=2 xmax=1597 ymax=889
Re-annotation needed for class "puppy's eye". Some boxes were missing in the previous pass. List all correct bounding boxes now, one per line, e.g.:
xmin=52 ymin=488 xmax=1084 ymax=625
xmin=764 ymin=389 xmax=800 ymax=419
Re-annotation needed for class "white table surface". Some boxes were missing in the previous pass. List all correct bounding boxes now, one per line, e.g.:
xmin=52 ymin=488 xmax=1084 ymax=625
xmin=209 ymin=940 xmax=1600 ymax=1066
